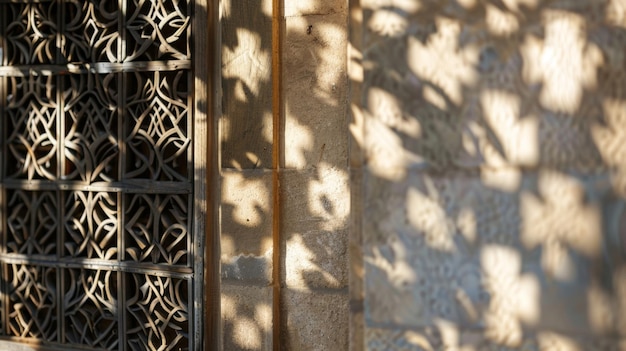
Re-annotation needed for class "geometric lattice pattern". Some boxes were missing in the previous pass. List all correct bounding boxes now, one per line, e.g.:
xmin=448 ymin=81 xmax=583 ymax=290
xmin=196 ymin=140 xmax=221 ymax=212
xmin=64 ymin=191 xmax=119 ymax=259
xmin=0 ymin=1 xmax=196 ymax=350
xmin=63 ymin=73 xmax=120 ymax=182
xmin=7 ymin=265 xmax=58 ymax=342
xmin=63 ymin=269 xmax=118 ymax=349
xmin=125 ymin=70 xmax=190 ymax=181
xmin=6 ymin=190 xmax=58 ymax=256
xmin=125 ymin=193 xmax=190 ymax=265
xmin=5 ymin=75 xmax=59 ymax=180
xmin=126 ymin=274 xmax=189 ymax=351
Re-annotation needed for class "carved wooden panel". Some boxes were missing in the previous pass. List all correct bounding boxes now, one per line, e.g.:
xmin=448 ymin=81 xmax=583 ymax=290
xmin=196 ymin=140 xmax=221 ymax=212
xmin=6 ymin=264 xmax=58 ymax=341
xmin=5 ymin=75 xmax=58 ymax=180
xmin=4 ymin=2 xmax=59 ymax=65
xmin=63 ymin=268 xmax=119 ymax=349
xmin=125 ymin=273 xmax=189 ymax=351
xmin=62 ymin=73 xmax=120 ymax=182
xmin=0 ymin=0 xmax=203 ymax=350
xmin=6 ymin=190 xmax=58 ymax=256
xmin=124 ymin=70 xmax=190 ymax=182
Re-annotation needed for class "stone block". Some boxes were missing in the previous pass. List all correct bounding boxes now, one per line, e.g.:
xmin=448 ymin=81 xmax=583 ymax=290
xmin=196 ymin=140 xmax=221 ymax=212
xmin=221 ymin=0 xmax=273 ymax=169
xmin=281 ymin=288 xmax=349 ymax=351
xmin=283 ymin=228 xmax=348 ymax=289
xmin=222 ymin=253 xmax=272 ymax=285
xmin=280 ymin=168 xmax=349 ymax=289
xmin=222 ymin=284 xmax=273 ymax=351
xmin=284 ymin=9 xmax=349 ymax=169
xmin=284 ymin=0 xmax=346 ymax=18
xmin=281 ymin=167 xmax=350 ymax=233
xmin=221 ymin=169 xmax=273 ymax=258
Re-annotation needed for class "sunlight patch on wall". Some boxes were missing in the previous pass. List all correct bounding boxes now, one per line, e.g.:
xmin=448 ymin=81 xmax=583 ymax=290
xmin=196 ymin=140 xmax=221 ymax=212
xmin=220 ymin=0 xmax=231 ymax=18
xmin=481 ymin=245 xmax=540 ymax=346
xmin=480 ymin=90 xmax=539 ymax=166
xmin=286 ymin=234 xmax=342 ymax=290
xmin=310 ymin=22 xmax=346 ymax=107
xmin=456 ymin=208 xmax=477 ymax=244
xmin=366 ymin=235 xmax=417 ymax=290
xmin=606 ymin=0 xmax=626 ymax=28
xmin=222 ymin=28 xmax=271 ymax=102
xmin=361 ymin=0 xmax=422 ymax=14
xmin=233 ymin=317 xmax=262 ymax=349
xmin=407 ymin=17 xmax=478 ymax=106
xmin=521 ymin=11 xmax=602 ymax=113
xmin=307 ymin=164 xmax=349 ymax=230
xmin=479 ymin=167 xmax=522 ymax=192
xmin=485 ymin=4 xmax=519 ymax=36
xmin=538 ymin=332 xmax=582 ymax=351
xmin=521 ymin=171 xmax=601 ymax=280
xmin=365 ymin=88 xmax=423 ymax=180
xmin=221 ymin=172 xmax=270 ymax=227
xmin=502 ymin=0 xmax=539 ymax=11
xmin=367 ymin=9 xmax=408 ymax=38
xmin=407 ymin=186 xmax=454 ymax=252
xmin=284 ymin=115 xmax=313 ymax=169
xmin=587 ymin=281 xmax=616 ymax=334
xmin=593 ymin=99 xmax=626 ymax=195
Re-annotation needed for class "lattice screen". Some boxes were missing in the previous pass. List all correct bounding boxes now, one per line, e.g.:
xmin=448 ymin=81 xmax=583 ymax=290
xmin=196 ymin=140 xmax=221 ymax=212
xmin=0 ymin=1 xmax=201 ymax=350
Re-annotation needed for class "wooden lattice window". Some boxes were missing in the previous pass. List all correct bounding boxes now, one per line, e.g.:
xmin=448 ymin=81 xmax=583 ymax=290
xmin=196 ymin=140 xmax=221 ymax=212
xmin=0 ymin=1 xmax=208 ymax=350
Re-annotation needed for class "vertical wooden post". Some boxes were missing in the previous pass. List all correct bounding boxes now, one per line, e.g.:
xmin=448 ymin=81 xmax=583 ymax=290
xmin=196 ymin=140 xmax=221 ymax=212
xmin=272 ymin=0 xmax=282 ymax=349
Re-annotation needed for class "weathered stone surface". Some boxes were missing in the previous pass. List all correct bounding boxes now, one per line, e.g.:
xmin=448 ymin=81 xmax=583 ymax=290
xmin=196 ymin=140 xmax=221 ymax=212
xmin=365 ymin=326 xmax=626 ymax=351
xmin=364 ymin=169 xmax=626 ymax=337
xmin=221 ymin=0 xmax=273 ymax=169
xmin=221 ymin=169 xmax=273 ymax=258
xmin=284 ymin=9 xmax=349 ymax=169
xmin=281 ymin=289 xmax=349 ymax=350
xmin=222 ymin=284 xmax=273 ymax=351
xmin=281 ymin=167 xmax=350 ymax=233
xmin=360 ymin=2 xmax=626 ymax=176
xmin=222 ymin=253 xmax=272 ymax=284
xmin=284 ymin=0 xmax=347 ymax=18
xmin=358 ymin=1 xmax=626 ymax=349
xmin=221 ymin=169 xmax=273 ymax=285
xmin=284 ymin=227 xmax=348 ymax=289
xmin=281 ymin=168 xmax=350 ymax=289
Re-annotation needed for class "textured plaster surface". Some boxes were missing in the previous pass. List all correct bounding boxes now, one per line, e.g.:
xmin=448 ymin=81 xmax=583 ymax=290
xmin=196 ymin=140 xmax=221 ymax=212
xmin=358 ymin=0 xmax=626 ymax=349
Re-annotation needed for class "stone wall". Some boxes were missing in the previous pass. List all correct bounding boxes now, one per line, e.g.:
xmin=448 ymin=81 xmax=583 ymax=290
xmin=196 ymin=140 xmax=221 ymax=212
xmin=355 ymin=0 xmax=626 ymax=350
xmin=219 ymin=0 xmax=626 ymax=349
xmin=219 ymin=0 xmax=350 ymax=349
